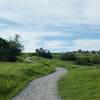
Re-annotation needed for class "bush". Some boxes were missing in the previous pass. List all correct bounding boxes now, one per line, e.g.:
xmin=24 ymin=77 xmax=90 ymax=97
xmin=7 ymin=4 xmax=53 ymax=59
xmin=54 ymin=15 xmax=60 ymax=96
xmin=61 ymin=53 xmax=77 ymax=61
xmin=93 ymin=55 xmax=100 ymax=64
xmin=0 ymin=34 xmax=23 ymax=62
xmin=75 ymin=56 xmax=93 ymax=66
xmin=60 ymin=50 xmax=100 ymax=66
xmin=36 ymin=48 xmax=53 ymax=59
xmin=0 ymin=38 xmax=9 ymax=61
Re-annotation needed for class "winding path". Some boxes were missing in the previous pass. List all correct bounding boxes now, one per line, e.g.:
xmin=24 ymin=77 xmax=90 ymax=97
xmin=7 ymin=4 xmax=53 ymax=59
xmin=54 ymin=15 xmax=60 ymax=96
xmin=13 ymin=68 xmax=67 ymax=100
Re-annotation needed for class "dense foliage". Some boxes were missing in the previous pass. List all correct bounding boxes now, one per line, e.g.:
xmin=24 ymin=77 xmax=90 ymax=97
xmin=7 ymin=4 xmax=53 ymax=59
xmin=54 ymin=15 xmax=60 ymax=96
xmin=61 ymin=50 xmax=100 ymax=65
xmin=61 ymin=52 xmax=77 ymax=61
xmin=36 ymin=48 xmax=53 ymax=59
xmin=0 ymin=62 xmax=55 ymax=100
xmin=0 ymin=35 xmax=23 ymax=62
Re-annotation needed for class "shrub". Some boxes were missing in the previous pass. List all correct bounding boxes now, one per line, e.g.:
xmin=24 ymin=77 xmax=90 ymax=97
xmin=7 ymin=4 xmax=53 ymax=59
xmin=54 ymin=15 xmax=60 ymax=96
xmin=61 ymin=52 xmax=77 ymax=61
xmin=60 ymin=50 xmax=100 ymax=66
xmin=93 ymin=55 xmax=100 ymax=64
xmin=75 ymin=56 xmax=93 ymax=65
xmin=0 ymin=38 xmax=9 ymax=61
xmin=0 ymin=34 xmax=23 ymax=62
xmin=36 ymin=48 xmax=53 ymax=59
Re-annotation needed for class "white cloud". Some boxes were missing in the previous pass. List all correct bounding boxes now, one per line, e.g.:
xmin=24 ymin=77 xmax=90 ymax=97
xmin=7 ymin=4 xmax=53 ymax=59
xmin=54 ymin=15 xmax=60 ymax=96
xmin=83 ymin=0 xmax=100 ymax=24
xmin=24 ymin=39 xmax=40 ymax=52
xmin=0 ymin=0 xmax=100 ymax=26
xmin=42 ymin=40 xmax=70 ymax=52
xmin=0 ymin=0 xmax=100 ymax=52
xmin=43 ymin=40 xmax=66 ymax=48
xmin=0 ymin=31 xmax=64 ymax=39
xmin=72 ymin=39 xmax=100 ymax=51
xmin=0 ymin=0 xmax=100 ymax=31
xmin=0 ymin=31 xmax=70 ymax=52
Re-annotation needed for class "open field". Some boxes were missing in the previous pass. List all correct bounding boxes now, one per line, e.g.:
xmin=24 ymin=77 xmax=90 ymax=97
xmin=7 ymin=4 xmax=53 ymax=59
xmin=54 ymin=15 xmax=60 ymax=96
xmin=0 ymin=62 xmax=55 ymax=100
xmin=33 ymin=56 xmax=100 ymax=100
xmin=57 ymin=61 xmax=100 ymax=100
xmin=0 ymin=55 xmax=100 ymax=100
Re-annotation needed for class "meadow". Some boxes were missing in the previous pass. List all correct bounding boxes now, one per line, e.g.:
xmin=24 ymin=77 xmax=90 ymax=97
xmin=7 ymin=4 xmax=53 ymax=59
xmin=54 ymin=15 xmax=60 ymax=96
xmin=32 ymin=56 xmax=100 ymax=100
xmin=0 ymin=61 xmax=55 ymax=100
xmin=0 ymin=54 xmax=100 ymax=100
xmin=58 ymin=62 xmax=100 ymax=100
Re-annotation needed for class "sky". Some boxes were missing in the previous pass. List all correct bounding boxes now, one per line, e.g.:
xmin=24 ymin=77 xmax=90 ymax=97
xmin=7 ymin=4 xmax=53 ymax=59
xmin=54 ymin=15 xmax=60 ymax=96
xmin=0 ymin=0 xmax=100 ymax=52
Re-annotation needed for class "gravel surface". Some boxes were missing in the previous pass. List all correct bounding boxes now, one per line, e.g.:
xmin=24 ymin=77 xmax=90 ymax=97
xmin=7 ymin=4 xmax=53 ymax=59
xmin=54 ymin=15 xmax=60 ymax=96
xmin=13 ymin=68 xmax=67 ymax=100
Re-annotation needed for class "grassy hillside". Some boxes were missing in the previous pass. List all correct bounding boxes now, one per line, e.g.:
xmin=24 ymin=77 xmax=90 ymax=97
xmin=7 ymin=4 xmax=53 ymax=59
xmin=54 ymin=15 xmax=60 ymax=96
xmin=0 ymin=55 xmax=100 ymax=100
xmin=0 ymin=62 xmax=55 ymax=100
xmin=32 ymin=56 xmax=100 ymax=100
xmin=58 ymin=62 xmax=100 ymax=100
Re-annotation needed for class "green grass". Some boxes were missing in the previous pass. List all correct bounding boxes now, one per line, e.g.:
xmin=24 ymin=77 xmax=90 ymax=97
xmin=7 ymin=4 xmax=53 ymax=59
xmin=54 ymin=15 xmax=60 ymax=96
xmin=32 ymin=56 xmax=100 ymax=100
xmin=32 ymin=56 xmax=76 ymax=69
xmin=58 ymin=62 xmax=100 ymax=100
xmin=0 ymin=62 xmax=55 ymax=100
xmin=0 ymin=55 xmax=100 ymax=100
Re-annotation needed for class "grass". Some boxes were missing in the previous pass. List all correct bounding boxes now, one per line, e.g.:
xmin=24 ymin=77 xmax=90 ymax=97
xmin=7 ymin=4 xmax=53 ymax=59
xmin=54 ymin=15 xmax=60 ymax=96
xmin=58 ymin=62 xmax=100 ymax=100
xmin=32 ymin=56 xmax=100 ymax=100
xmin=0 ymin=62 xmax=55 ymax=100
xmin=0 ymin=55 xmax=100 ymax=100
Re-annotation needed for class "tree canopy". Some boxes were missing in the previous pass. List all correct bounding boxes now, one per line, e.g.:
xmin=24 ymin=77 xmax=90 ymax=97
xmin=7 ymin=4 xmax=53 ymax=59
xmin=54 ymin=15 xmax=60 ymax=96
xmin=36 ymin=48 xmax=53 ymax=59
xmin=0 ymin=35 xmax=23 ymax=62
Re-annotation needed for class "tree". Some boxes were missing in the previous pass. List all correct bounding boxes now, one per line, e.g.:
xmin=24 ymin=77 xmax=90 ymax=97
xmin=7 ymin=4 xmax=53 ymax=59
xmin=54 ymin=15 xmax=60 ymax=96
xmin=36 ymin=48 xmax=53 ymax=59
xmin=78 ymin=49 xmax=82 ymax=53
xmin=0 ymin=38 xmax=9 ymax=61
xmin=0 ymin=34 xmax=23 ymax=62
xmin=60 ymin=52 xmax=77 ymax=61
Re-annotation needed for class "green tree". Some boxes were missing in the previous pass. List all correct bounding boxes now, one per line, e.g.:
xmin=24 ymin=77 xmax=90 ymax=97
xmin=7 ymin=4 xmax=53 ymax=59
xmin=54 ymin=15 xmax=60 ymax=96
xmin=36 ymin=48 xmax=53 ymax=59
xmin=0 ymin=38 xmax=9 ymax=61
xmin=0 ymin=34 xmax=23 ymax=62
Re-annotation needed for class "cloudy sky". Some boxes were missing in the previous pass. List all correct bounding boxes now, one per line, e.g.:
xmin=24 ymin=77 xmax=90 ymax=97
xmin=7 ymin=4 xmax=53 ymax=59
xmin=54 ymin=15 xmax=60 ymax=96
xmin=0 ymin=0 xmax=100 ymax=52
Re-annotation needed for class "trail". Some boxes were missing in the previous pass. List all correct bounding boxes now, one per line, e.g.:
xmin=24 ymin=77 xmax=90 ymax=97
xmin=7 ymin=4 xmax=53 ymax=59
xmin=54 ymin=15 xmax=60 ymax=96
xmin=13 ymin=67 xmax=67 ymax=100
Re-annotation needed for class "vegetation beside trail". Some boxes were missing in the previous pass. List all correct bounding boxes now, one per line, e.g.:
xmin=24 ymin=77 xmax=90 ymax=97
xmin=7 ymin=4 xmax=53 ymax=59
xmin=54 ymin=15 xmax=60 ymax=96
xmin=0 ymin=62 xmax=55 ymax=100
xmin=0 ymin=36 xmax=55 ymax=100
xmin=0 ymin=35 xmax=23 ymax=62
xmin=59 ymin=65 xmax=100 ymax=100
xmin=36 ymin=48 xmax=53 ymax=59
xmin=0 ymin=34 xmax=100 ymax=100
xmin=56 ymin=56 xmax=100 ymax=100
xmin=0 ymin=53 xmax=100 ymax=100
xmin=31 ymin=55 xmax=100 ymax=100
xmin=61 ymin=50 xmax=100 ymax=65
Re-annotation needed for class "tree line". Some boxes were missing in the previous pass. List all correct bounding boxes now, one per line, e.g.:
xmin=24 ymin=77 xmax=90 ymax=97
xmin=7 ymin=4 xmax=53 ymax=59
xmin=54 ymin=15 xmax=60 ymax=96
xmin=61 ymin=50 xmax=100 ymax=65
xmin=0 ymin=35 xmax=53 ymax=62
xmin=36 ymin=48 xmax=53 ymax=59
xmin=0 ymin=34 xmax=100 ymax=66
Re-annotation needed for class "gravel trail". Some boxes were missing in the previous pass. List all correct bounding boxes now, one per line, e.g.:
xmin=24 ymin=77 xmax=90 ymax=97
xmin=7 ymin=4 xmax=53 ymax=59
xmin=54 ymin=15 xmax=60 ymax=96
xmin=13 ymin=68 xmax=67 ymax=100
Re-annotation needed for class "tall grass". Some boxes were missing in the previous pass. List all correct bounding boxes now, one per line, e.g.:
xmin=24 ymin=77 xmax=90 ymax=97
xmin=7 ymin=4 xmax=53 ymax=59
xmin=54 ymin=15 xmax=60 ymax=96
xmin=0 ymin=62 xmax=55 ymax=100
xmin=32 ymin=56 xmax=100 ymax=100
xmin=58 ymin=62 xmax=100 ymax=100
xmin=0 ymin=55 xmax=100 ymax=100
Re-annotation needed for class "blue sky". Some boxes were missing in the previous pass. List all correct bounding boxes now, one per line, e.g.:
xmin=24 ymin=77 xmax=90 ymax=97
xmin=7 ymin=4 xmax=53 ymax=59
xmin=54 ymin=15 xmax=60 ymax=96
xmin=0 ymin=0 xmax=100 ymax=52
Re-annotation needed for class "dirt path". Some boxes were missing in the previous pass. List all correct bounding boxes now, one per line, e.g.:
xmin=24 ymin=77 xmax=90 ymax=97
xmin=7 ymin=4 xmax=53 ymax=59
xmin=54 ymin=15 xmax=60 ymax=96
xmin=13 ymin=68 xmax=67 ymax=100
